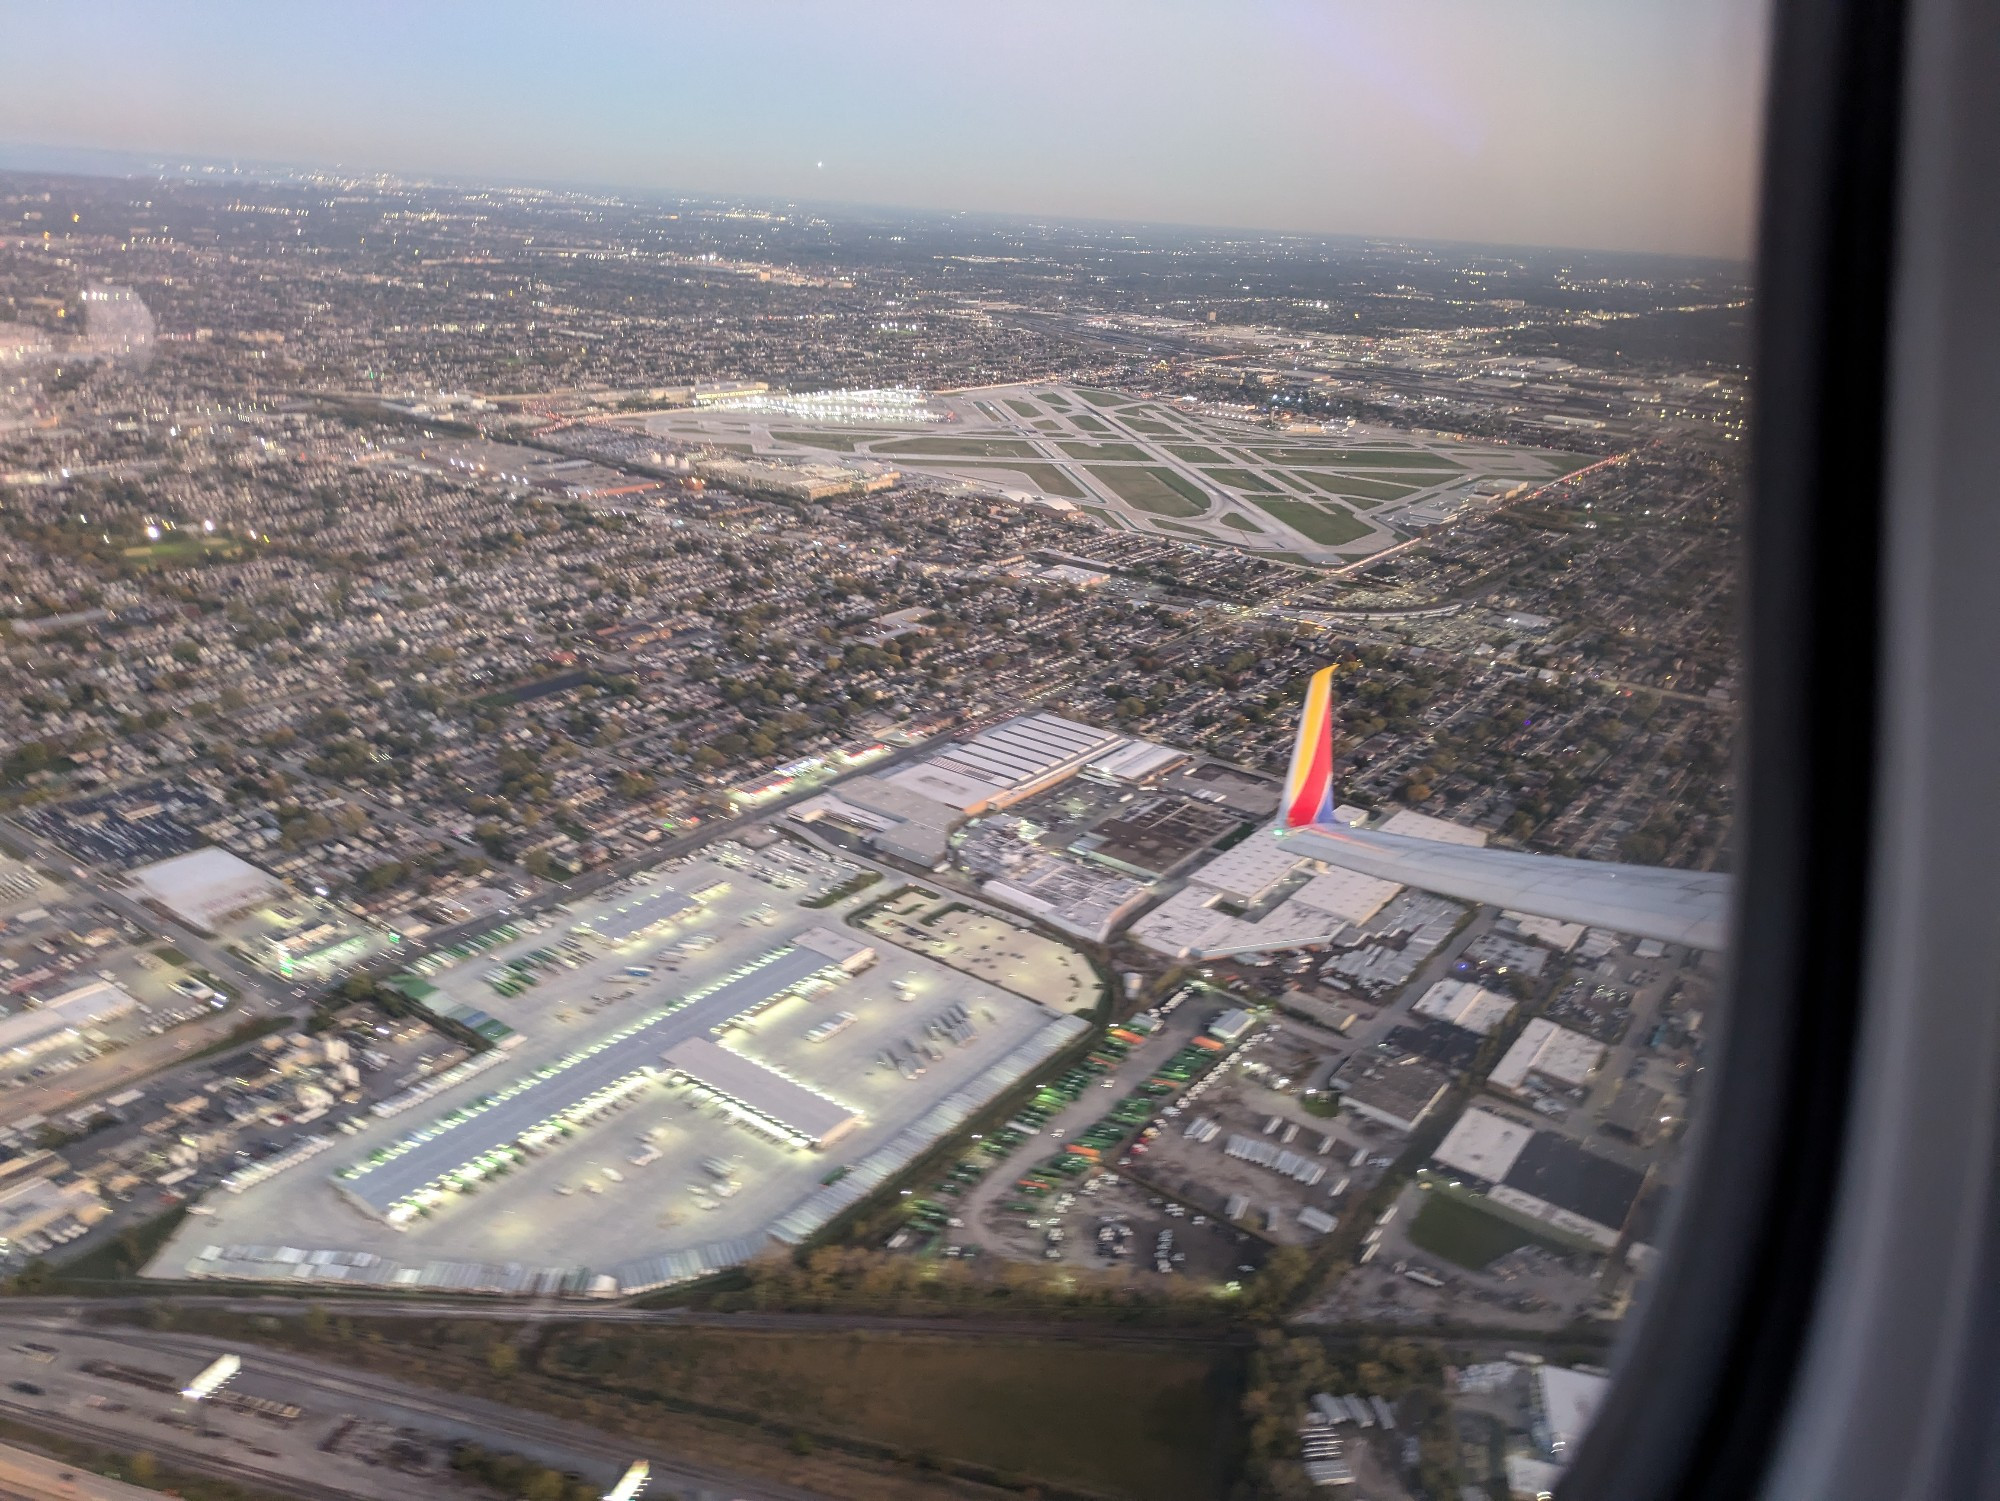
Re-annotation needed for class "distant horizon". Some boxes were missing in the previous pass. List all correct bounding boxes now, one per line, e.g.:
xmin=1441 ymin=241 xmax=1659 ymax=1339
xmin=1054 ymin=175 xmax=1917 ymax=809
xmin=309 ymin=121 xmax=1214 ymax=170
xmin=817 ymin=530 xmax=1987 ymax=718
xmin=0 ymin=141 xmax=1756 ymax=272
xmin=0 ymin=1 xmax=1768 ymax=260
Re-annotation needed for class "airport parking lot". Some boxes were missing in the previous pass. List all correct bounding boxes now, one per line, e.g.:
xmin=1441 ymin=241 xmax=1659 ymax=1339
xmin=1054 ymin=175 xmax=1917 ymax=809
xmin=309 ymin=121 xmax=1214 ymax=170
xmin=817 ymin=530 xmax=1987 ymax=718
xmin=148 ymin=836 xmax=1081 ymax=1293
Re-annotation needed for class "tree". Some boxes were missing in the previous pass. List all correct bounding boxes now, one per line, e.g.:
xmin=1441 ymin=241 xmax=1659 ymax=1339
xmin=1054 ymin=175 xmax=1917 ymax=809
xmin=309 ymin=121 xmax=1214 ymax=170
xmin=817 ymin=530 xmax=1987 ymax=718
xmin=128 ymin=1452 xmax=157 ymax=1485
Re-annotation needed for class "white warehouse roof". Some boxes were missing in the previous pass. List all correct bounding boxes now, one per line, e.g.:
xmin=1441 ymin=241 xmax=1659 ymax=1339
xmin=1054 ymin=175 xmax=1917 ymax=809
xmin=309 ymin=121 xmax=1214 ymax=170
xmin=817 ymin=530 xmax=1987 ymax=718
xmin=1377 ymin=808 xmax=1489 ymax=847
xmin=1432 ymin=1107 xmax=1535 ymax=1183
xmin=1412 ymin=979 xmax=1516 ymax=1036
xmin=0 ymin=980 xmax=140 ymax=1065
xmin=127 ymin=847 xmax=283 ymax=932
xmin=1488 ymin=1018 xmax=1607 ymax=1095
xmin=661 ymin=1037 xmax=861 ymax=1147
xmin=1085 ymin=739 xmax=1186 ymax=782
xmin=885 ymin=713 xmax=1123 ymax=813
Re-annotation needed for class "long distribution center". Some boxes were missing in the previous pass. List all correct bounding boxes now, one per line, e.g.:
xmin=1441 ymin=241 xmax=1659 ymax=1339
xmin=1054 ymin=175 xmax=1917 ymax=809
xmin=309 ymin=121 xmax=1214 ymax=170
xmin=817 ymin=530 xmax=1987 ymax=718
xmin=334 ymin=942 xmax=845 ymax=1223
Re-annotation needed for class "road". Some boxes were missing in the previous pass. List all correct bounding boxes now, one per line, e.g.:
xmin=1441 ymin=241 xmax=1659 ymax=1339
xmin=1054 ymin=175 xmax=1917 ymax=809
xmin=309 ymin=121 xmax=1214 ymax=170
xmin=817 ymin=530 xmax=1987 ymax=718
xmin=0 ymin=1438 xmax=159 ymax=1500
xmin=0 ymin=1312 xmax=819 ymax=1501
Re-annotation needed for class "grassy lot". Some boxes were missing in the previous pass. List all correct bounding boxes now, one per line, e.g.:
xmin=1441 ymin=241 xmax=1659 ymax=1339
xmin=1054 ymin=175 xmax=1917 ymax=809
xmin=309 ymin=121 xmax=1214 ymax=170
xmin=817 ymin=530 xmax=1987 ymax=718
xmin=541 ymin=1327 xmax=1237 ymax=1501
xmin=1076 ymin=387 xmax=1126 ymax=408
xmin=1059 ymin=441 xmax=1152 ymax=462
xmin=1080 ymin=505 xmax=1124 ymax=529
xmin=1250 ymin=447 xmax=1461 ymax=469
xmin=1200 ymin=466 xmax=1281 ymax=493
xmin=1167 ymin=443 xmax=1230 ymax=465
xmin=1248 ymin=496 xmax=1371 ymax=545
xmin=877 ymin=436 xmax=1044 ymax=459
xmin=1124 ymin=417 xmax=1177 ymax=434
xmin=771 ymin=430 xmax=862 ymax=452
xmin=1406 ymin=1190 xmax=1564 ymax=1269
xmin=47 ymin=1204 xmax=190 ymax=1287
xmin=1034 ymin=419 xmax=1064 ymax=432
xmin=1089 ymin=465 xmax=1209 ymax=517
xmin=1004 ymin=399 xmax=1041 ymax=419
xmin=1292 ymin=470 xmax=1419 ymax=502
xmin=150 ymin=1308 xmax=1242 ymax=1501
xmin=900 ymin=459 xmax=1085 ymax=499
xmin=119 ymin=536 xmax=241 ymax=567
xmin=1070 ymin=412 xmax=1111 ymax=433
xmin=1217 ymin=512 xmax=1263 ymax=532
xmin=1037 ymin=390 xmax=1071 ymax=407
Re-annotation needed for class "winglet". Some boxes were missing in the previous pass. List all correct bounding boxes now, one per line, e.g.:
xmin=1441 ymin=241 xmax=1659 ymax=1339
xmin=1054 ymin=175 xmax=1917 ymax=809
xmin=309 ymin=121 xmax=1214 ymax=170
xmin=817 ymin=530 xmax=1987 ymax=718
xmin=1282 ymin=666 xmax=1339 ymax=830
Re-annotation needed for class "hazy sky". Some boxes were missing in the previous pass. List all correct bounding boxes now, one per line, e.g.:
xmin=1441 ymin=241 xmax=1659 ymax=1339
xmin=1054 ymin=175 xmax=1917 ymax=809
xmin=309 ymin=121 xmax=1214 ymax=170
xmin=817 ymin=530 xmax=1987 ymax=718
xmin=0 ymin=0 xmax=1769 ymax=257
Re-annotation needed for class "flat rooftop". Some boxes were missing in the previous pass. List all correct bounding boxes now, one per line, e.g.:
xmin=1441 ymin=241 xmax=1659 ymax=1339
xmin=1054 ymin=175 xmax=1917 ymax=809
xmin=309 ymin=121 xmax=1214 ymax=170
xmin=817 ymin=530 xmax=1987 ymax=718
xmin=1432 ymin=1106 xmax=1535 ymax=1183
xmin=575 ymin=884 xmax=699 ymax=944
xmin=335 ymin=942 xmax=833 ymax=1218
xmin=886 ymin=713 xmax=1124 ymax=812
xmin=127 ymin=846 xmax=283 ymax=930
xmin=1488 ymin=1018 xmax=1606 ymax=1093
xmin=661 ymin=1036 xmax=860 ymax=1147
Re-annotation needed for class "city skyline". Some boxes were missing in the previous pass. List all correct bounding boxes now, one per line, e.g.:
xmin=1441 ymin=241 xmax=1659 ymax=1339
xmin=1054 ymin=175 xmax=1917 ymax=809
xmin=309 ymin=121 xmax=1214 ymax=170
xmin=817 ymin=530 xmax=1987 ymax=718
xmin=0 ymin=0 xmax=1770 ymax=258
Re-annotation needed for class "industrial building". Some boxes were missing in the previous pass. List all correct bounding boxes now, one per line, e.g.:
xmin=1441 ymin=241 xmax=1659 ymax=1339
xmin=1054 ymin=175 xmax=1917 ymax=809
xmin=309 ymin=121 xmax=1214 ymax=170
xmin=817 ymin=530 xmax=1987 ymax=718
xmin=332 ymin=940 xmax=848 ymax=1224
xmin=881 ymin=713 xmax=1125 ymax=815
xmin=126 ymin=847 xmax=284 ymax=933
xmin=572 ymin=882 xmax=700 ymax=946
xmin=1084 ymin=739 xmax=1188 ymax=783
xmin=1410 ymin=979 xmax=1517 ymax=1037
xmin=1601 ymin=1081 xmax=1672 ymax=1145
xmin=1430 ymin=1107 xmax=1647 ymax=1249
xmin=797 ymin=714 xmax=1170 ymax=869
xmin=660 ymin=1037 xmax=861 ymax=1149
xmin=1130 ymin=826 xmax=1401 ymax=960
xmin=978 ymin=855 xmax=1151 ymax=943
xmin=0 ymin=980 xmax=140 ymax=1068
xmin=1334 ymin=1053 xmax=1452 ymax=1133
xmin=1487 ymin=1018 xmax=1608 ymax=1098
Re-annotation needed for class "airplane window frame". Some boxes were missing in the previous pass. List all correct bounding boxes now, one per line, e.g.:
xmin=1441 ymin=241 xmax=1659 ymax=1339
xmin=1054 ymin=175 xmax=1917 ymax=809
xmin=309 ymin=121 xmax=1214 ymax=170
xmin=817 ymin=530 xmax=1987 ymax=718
xmin=1561 ymin=0 xmax=1913 ymax=1494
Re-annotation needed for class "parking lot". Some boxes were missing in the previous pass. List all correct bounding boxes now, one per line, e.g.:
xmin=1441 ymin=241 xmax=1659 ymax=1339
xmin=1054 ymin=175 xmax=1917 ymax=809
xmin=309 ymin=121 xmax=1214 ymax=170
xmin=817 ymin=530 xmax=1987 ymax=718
xmin=857 ymin=887 xmax=1101 ymax=1010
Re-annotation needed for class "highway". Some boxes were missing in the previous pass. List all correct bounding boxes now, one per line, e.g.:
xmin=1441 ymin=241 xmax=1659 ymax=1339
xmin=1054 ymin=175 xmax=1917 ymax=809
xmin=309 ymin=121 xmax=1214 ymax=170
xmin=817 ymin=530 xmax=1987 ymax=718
xmin=0 ymin=1312 xmax=820 ymax=1501
xmin=0 ymin=1438 xmax=159 ymax=1500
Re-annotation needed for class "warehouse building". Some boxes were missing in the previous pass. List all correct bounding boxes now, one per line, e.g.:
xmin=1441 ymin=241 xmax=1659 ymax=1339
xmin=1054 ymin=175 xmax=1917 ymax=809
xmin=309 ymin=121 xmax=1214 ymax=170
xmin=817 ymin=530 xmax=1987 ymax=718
xmin=126 ymin=847 xmax=284 ymax=933
xmin=1487 ymin=1018 xmax=1607 ymax=1098
xmin=660 ymin=1037 xmax=861 ymax=1149
xmin=1411 ymin=979 xmax=1517 ymax=1037
xmin=332 ymin=941 xmax=844 ymax=1224
xmin=0 ymin=980 xmax=140 ymax=1068
xmin=1335 ymin=1053 xmax=1452 ymax=1133
xmin=573 ymin=882 xmax=700 ymax=946
xmin=1130 ymin=830 xmax=1401 ymax=960
xmin=882 ymin=713 xmax=1125 ymax=815
xmin=1430 ymin=1107 xmax=1647 ymax=1249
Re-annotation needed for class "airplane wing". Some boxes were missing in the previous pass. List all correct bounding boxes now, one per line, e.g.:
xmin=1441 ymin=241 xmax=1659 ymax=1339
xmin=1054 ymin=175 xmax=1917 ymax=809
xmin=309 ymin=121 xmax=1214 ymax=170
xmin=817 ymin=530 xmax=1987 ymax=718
xmin=1276 ymin=820 xmax=1730 ymax=950
xmin=1278 ymin=664 xmax=1732 ymax=951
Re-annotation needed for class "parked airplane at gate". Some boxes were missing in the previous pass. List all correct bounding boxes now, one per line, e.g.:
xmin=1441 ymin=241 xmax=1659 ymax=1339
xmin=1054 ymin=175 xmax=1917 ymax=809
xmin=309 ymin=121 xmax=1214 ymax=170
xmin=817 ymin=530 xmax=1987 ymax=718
xmin=1272 ymin=666 xmax=1731 ymax=950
